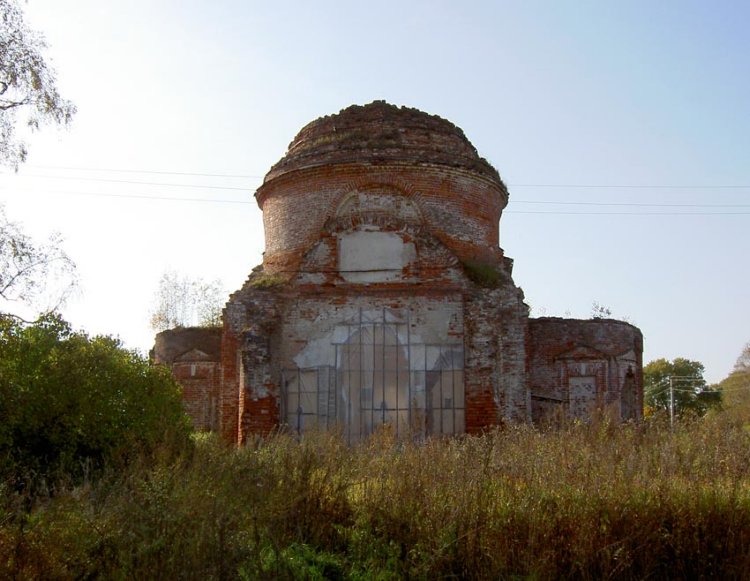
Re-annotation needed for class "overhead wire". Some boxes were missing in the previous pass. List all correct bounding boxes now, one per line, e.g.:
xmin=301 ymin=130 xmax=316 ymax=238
xmin=3 ymin=184 xmax=749 ymax=214
xmin=2 ymin=166 xmax=750 ymax=215
xmin=25 ymin=164 xmax=264 ymax=179
xmin=509 ymin=183 xmax=750 ymax=189
xmin=8 ymin=167 xmax=750 ymax=190
xmin=5 ymin=173 xmax=255 ymax=191
xmin=17 ymin=164 xmax=750 ymax=188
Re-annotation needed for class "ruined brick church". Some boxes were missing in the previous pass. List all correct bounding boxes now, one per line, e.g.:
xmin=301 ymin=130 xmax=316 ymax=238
xmin=152 ymin=101 xmax=643 ymax=444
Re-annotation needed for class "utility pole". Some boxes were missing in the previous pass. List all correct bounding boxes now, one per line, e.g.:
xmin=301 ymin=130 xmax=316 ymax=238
xmin=669 ymin=376 xmax=674 ymax=428
xmin=666 ymin=375 xmax=703 ymax=428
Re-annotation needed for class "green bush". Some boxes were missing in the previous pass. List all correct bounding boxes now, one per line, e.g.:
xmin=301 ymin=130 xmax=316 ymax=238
xmin=0 ymin=313 xmax=191 ymax=484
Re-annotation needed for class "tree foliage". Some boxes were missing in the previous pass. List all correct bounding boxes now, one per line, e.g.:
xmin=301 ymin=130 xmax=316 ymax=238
xmin=735 ymin=342 xmax=750 ymax=375
xmin=149 ymin=270 xmax=224 ymax=331
xmin=0 ymin=0 xmax=76 ymax=167
xmin=0 ymin=313 xmax=191 ymax=482
xmin=717 ymin=342 xmax=750 ymax=421
xmin=0 ymin=205 xmax=77 ymax=317
xmin=644 ymin=357 xmax=720 ymax=416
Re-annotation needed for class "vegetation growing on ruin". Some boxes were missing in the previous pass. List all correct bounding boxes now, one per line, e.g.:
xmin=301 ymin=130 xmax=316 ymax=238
xmin=3 ymin=409 xmax=750 ymax=579
xmin=462 ymin=259 xmax=503 ymax=288
xmin=249 ymin=272 xmax=287 ymax=289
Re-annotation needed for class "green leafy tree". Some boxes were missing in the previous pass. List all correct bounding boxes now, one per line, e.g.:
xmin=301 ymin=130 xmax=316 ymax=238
xmin=0 ymin=0 xmax=76 ymax=168
xmin=0 ymin=313 xmax=191 ymax=482
xmin=644 ymin=357 xmax=720 ymax=416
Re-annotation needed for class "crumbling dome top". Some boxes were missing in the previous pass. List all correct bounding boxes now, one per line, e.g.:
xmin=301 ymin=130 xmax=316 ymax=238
xmin=265 ymin=101 xmax=503 ymax=184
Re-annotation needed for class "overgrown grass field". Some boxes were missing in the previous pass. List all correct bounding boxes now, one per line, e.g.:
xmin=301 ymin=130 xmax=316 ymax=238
xmin=3 ymin=412 xmax=750 ymax=579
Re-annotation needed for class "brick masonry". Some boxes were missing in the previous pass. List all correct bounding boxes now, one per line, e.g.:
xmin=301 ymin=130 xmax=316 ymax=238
xmin=152 ymin=102 xmax=643 ymax=443
xmin=527 ymin=317 xmax=643 ymax=422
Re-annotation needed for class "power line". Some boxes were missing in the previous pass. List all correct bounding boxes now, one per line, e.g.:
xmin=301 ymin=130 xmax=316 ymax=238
xmin=508 ymin=210 xmax=750 ymax=215
xmin=4 ymin=173 xmax=255 ymax=191
xmin=9 ymin=166 xmax=750 ymax=189
xmin=0 ymin=185 xmax=253 ymax=204
xmin=2 ymin=185 xmax=750 ymax=215
xmin=25 ymin=165 xmax=265 ymax=179
xmin=509 ymin=184 xmax=750 ymax=189
xmin=3 ymin=177 xmax=749 ymax=208
xmin=513 ymin=200 xmax=750 ymax=208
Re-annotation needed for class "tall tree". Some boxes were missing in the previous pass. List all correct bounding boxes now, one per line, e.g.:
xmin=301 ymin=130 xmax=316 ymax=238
xmin=0 ymin=205 xmax=77 ymax=317
xmin=644 ymin=357 xmax=720 ymax=416
xmin=0 ymin=0 xmax=76 ymax=167
xmin=149 ymin=270 xmax=224 ymax=331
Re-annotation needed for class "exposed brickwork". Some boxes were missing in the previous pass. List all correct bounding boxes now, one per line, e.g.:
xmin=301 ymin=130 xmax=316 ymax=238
xmin=152 ymin=327 xmax=221 ymax=364
xmin=219 ymin=324 xmax=240 ymax=442
xmin=257 ymin=165 xmax=506 ymax=275
xmin=265 ymin=101 xmax=503 ymax=184
xmin=153 ymin=101 xmax=644 ymax=443
xmin=527 ymin=318 xmax=644 ymax=422
xmin=171 ymin=360 xmax=220 ymax=431
xmin=152 ymin=327 xmax=222 ymax=432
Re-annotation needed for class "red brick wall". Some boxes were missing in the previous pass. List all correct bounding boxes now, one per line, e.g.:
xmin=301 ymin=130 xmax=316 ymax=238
xmin=256 ymin=164 xmax=506 ymax=275
xmin=151 ymin=327 xmax=222 ymax=434
xmin=527 ymin=318 xmax=643 ymax=422
xmin=171 ymin=361 xmax=220 ymax=431
xmin=219 ymin=325 xmax=240 ymax=443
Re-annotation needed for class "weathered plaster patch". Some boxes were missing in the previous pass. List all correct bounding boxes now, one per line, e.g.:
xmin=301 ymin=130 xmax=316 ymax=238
xmin=338 ymin=231 xmax=416 ymax=283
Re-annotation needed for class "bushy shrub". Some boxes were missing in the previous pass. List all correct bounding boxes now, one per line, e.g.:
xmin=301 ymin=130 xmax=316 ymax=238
xmin=0 ymin=313 xmax=191 ymax=485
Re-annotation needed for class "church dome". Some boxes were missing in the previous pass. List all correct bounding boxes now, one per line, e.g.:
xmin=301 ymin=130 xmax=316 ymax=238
xmin=264 ymin=100 xmax=503 ymax=184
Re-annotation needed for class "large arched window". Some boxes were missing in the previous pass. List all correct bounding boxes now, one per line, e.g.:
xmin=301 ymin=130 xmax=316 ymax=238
xmin=337 ymin=322 xmax=410 ymax=440
xmin=282 ymin=309 xmax=464 ymax=442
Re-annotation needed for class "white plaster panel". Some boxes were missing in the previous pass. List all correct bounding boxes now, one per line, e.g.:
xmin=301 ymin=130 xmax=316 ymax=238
xmin=294 ymin=334 xmax=337 ymax=369
xmin=338 ymin=231 xmax=416 ymax=283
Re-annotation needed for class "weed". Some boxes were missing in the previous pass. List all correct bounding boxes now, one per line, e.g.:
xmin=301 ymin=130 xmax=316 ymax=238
xmin=2 ymin=415 xmax=750 ymax=579
xmin=462 ymin=259 xmax=502 ymax=288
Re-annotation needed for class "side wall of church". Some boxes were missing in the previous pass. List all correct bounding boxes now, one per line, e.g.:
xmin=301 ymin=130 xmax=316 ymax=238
xmin=151 ymin=327 xmax=222 ymax=432
xmin=527 ymin=318 xmax=643 ymax=423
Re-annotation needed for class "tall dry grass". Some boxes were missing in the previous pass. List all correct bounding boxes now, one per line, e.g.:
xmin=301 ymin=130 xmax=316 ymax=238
xmin=2 ymin=411 xmax=750 ymax=579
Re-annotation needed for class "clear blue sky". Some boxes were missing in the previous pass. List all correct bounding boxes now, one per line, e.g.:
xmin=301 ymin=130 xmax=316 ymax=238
xmin=2 ymin=0 xmax=748 ymax=383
